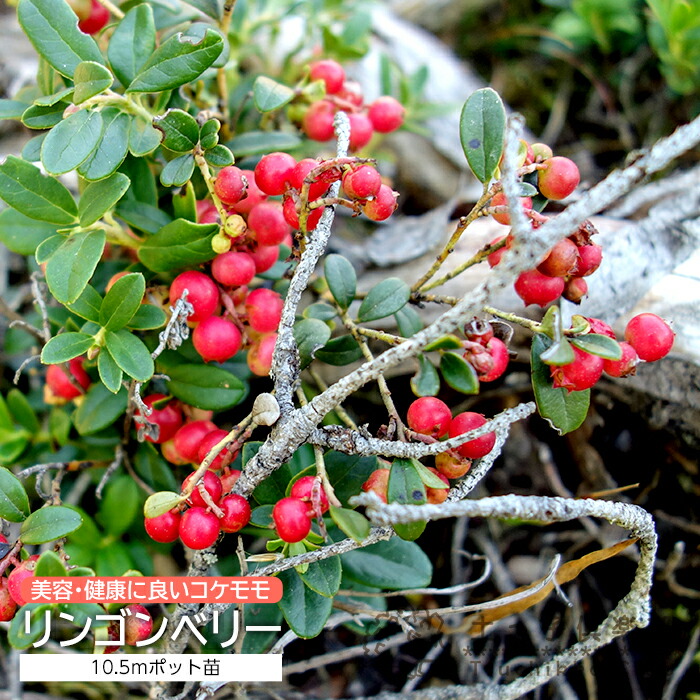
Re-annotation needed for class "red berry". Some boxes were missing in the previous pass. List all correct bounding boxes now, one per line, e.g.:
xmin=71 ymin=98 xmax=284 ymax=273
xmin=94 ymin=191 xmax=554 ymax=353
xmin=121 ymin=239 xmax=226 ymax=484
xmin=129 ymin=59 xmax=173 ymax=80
xmin=290 ymin=158 xmax=328 ymax=200
xmin=348 ymin=113 xmax=374 ymax=151
xmin=124 ymin=605 xmax=152 ymax=646
xmin=342 ymin=165 xmax=382 ymax=200
xmin=577 ymin=243 xmax=603 ymax=277
xmin=435 ymin=452 xmax=472 ymax=479
xmin=514 ymin=269 xmax=565 ymax=307
xmin=248 ymin=244 xmax=280 ymax=274
xmin=362 ymin=184 xmax=397 ymax=221
xmin=78 ymin=0 xmax=109 ymax=34
xmin=603 ymin=341 xmax=639 ymax=378
xmin=179 ymin=507 xmax=221 ymax=550
xmin=537 ymin=156 xmax=580 ymax=200
xmin=218 ymin=495 xmax=251 ymax=533
xmin=0 ymin=577 xmax=17 ymax=622
xmin=193 ymin=316 xmax=242 ymax=363
xmin=137 ymin=394 xmax=183 ymax=444
xmin=490 ymin=192 xmax=533 ymax=226
xmin=247 ymin=333 xmax=277 ymax=376
xmin=182 ymin=471 xmax=223 ymax=509
xmin=425 ymin=467 xmax=450 ymax=504
xmin=229 ymin=170 xmax=267 ymax=214
xmin=144 ymin=509 xmax=181 ymax=543
xmin=211 ymin=251 xmax=256 ymax=288
xmin=173 ymin=420 xmax=218 ymax=463
xmin=449 ymin=412 xmax=496 ymax=460
xmin=309 ymin=59 xmax=346 ymax=94
xmin=7 ymin=555 xmax=40 ymax=607
xmin=169 ymin=271 xmax=219 ymax=322
xmin=336 ymin=82 xmax=364 ymax=108
xmin=584 ymin=317 xmax=616 ymax=338
xmin=362 ymin=468 xmax=390 ymax=503
xmin=161 ymin=439 xmax=188 ymax=465
xmin=406 ymin=397 xmax=452 ymax=438
xmin=197 ymin=429 xmax=234 ymax=470
xmin=272 ymin=497 xmax=312 ymax=543
xmin=254 ymin=152 xmax=297 ymax=196
xmin=197 ymin=200 xmax=218 ymax=224
xmin=551 ymin=346 xmax=604 ymax=392
xmin=563 ymin=276 xmax=588 ymax=304
xmin=367 ymin=96 xmax=405 ymax=133
xmin=282 ymin=196 xmax=323 ymax=231
xmin=214 ymin=166 xmax=247 ymax=205
xmin=219 ymin=468 xmax=242 ymax=494
xmin=537 ymin=238 xmax=579 ymax=277
xmin=246 ymin=288 xmax=284 ymax=333
xmin=247 ymin=202 xmax=290 ymax=246
xmin=624 ymin=313 xmax=675 ymax=361
xmin=479 ymin=337 xmax=509 ymax=382
xmin=46 ymin=356 xmax=91 ymax=400
xmin=487 ymin=236 xmax=511 ymax=268
xmin=290 ymin=475 xmax=330 ymax=514
xmin=302 ymin=100 xmax=336 ymax=141
xmin=464 ymin=319 xmax=494 ymax=346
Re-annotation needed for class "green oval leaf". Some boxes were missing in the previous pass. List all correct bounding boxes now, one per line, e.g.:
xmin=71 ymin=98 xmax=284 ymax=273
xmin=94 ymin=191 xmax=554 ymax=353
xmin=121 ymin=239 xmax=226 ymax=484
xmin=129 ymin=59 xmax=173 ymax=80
xmin=324 ymin=254 xmax=357 ymax=310
xmin=66 ymin=284 xmax=102 ymax=323
xmin=73 ymin=61 xmax=113 ymax=104
xmin=293 ymin=318 xmax=332 ymax=368
xmin=0 ymin=208 xmax=57 ymax=255
xmin=41 ymin=332 xmax=94 ymax=364
xmin=78 ymin=172 xmax=130 ymax=227
xmin=253 ymin=76 xmax=296 ymax=113
xmin=99 ymin=272 xmax=145 ymax=331
xmin=314 ymin=335 xmax=363 ymax=366
xmin=20 ymin=505 xmax=83 ymax=544
xmin=73 ymin=383 xmax=128 ymax=436
xmin=127 ymin=29 xmax=224 ymax=93
xmin=0 ymin=156 xmax=77 ymax=224
xmin=144 ymin=491 xmax=184 ymax=519
xmin=226 ymin=130 xmax=302 ymax=157
xmin=45 ymin=229 xmax=105 ymax=304
xmin=137 ymin=219 xmax=218 ymax=273
xmin=423 ymin=334 xmax=463 ymax=351
xmin=104 ymin=329 xmax=154 ymax=382
xmin=440 ymin=351 xmax=479 ymax=394
xmin=161 ymin=154 xmax=196 ymax=187
xmin=0 ymin=466 xmax=30 ymax=522
xmin=540 ymin=337 xmax=576 ymax=366
xmin=199 ymin=118 xmax=220 ymax=150
xmin=153 ymin=108 xmax=200 ymax=152
xmin=129 ymin=116 xmax=161 ymax=157
xmin=531 ymin=334 xmax=590 ymax=435
xmin=203 ymin=144 xmax=234 ymax=168
xmin=571 ymin=333 xmax=622 ymax=361
xmin=329 ymin=505 xmax=370 ymax=543
xmin=411 ymin=354 xmax=440 ymax=397
xmin=97 ymin=475 xmax=141 ymax=536
xmin=35 ymin=550 xmax=67 ymax=577
xmin=7 ymin=389 xmax=39 ymax=433
xmin=17 ymin=0 xmax=104 ymax=78
xmin=180 ymin=0 xmax=222 ymax=19
xmin=299 ymin=556 xmax=342 ymax=598
xmin=395 ymin=305 xmax=423 ymax=338
xmin=21 ymin=101 xmax=66 ymax=129
xmin=41 ymin=108 xmax=104 ymax=175
xmin=357 ymin=278 xmax=410 ymax=323
xmin=302 ymin=302 xmax=337 ymax=322
xmin=77 ymin=108 xmax=131 ymax=181
xmin=98 ymin=347 xmax=123 ymax=394
xmin=165 ymin=364 xmax=247 ymax=410
xmin=388 ymin=458 xmax=427 ymax=541
xmin=277 ymin=568 xmax=333 ymax=638
xmin=127 ymin=304 xmax=167 ymax=331
xmin=8 ymin=604 xmax=52 ymax=650
xmin=459 ymin=87 xmax=506 ymax=184
xmin=107 ymin=4 xmax=156 ymax=88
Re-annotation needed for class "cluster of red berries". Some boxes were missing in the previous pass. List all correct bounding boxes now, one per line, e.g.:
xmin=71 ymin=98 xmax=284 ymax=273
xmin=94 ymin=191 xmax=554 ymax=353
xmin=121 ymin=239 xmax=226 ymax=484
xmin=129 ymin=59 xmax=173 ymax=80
xmin=299 ymin=59 xmax=405 ymax=151
xmin=68 ymin=0 xmax=110 ymax=35
xmin=271 ymin=476 xmax=330 ymax=543
xmin=550 ymin=313 xmax=675 ymax=392
xmin=461 ymin=320 xmax=510 ymax=383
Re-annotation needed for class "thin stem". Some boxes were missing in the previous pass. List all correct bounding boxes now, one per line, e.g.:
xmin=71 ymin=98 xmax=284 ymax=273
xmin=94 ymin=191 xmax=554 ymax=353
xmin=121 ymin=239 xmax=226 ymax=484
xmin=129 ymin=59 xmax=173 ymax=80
xmin=355 ymin=327 xmax=405 ymax=345
xmin=482 ymin=305 xmax=541 ymax=332
xmin=216 ymin=0 xmax=238 ymax=139
xmin=307 ymin=367 xmax=357 ymax=430
xmin=193 ymin=145 xmax=229 ymax=225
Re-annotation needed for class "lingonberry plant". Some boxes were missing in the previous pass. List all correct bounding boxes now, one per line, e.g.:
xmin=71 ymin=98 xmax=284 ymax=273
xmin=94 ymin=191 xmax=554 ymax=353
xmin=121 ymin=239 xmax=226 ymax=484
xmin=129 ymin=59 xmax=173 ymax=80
xmin=0 ymin=0 xmax=692 ymax=697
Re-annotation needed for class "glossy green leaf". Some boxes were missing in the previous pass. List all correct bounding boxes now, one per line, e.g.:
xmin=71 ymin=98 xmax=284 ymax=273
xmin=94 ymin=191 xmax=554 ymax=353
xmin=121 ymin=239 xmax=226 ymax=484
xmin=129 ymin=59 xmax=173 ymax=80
xmin=173 ymin=181 xmax=198 ymax=222
xmin=134 ymin=443 xmax=178 ymax=493
xmin=0 ymin=428 xmax=30 ymax=464
xmin=144 ymin=491 xmax=183 ymax=519
xmin=411 ymin=354 xmax=440 ymax=397
xmin=41 ymin=332 xmax=94 ymax=364
xmin=181 ymin=0 xmax=222 ymax=20
xmin=199 ymin=118 xmax=220 ymax=150
xmin=35 ymin=550 xmax=67 ymax=577
xmin=277 ymin=568 xmax=333 ymax=639
xmin=41 ymin=109 xmax=103 ymax=175
xmin=6 ymin=389 xmax=39 ymax=433
xmin=324 ymin=253 xmax=356 ymax=310
xmin=138 ymin=219 xmax=218 ymax=273
xmin=299 ymin=557 xmax=342 ymax=598
xmin=394 ymin=305 xmax=423 ymax=337
xmin=128 ymin=116 xmax=161 ymax=157
xmin=20 ymin=505 xmax=83 ymax=544
xmin=424 ymin=334 xmax=463 ymax=352
xmin=73 ymin=61 xmax=113 ymax=104
xmin=73 ymin=383 xmax=128 ymax=435
xmin=99 ymin=272 xmax=145 ymax=331
xmin=413 ymin=459 xmax=450 ymax=489
xmin=0 ymin=208 xmax=57 ymax=255
xmin=302 ymin=302 xmax=337 ymax=322
xmin=203 ymin=144 xmax=234 ymax=168
xmin=329 ymin=505 xmax=370 ymax=543
xmin=160 ymin=153 xmax=195 ymax=187
xmin=107 ymin=4 xmax=156 ymax=87
xmin=440 ymin=351 xmax=479 ymax=394
xmin=21 ymin=101 xmax=65 ymax=129
xmin=294 ymin=318 xmax=331 ymax=368
xmin=8 ymin=604 xmax=52 ymax=650
xmin=35 ymin=234 xmax=64 ymax=264
xmin=127 ymin=304 xmax=167 ymax=330
xmin=97 ymin=475 xmax=140 ymax=536
xmin=78 ymin=172 xmax=130 ymax=227
xmin=98 ymin=348 xmax=123 ymax=394
xmin=45 ymin=229 xmax=105 ymax=304
xmin=104 ymin=329 xmax=154 ymax=381
xmin=77 ymin=108 xmax=130 ymax=181
xmin=252 ymin=447 xmax=309 ymax=505
xmin=49 ymin=406 xmax=71 ymax=446
xmin=153 ymin=108 xmax=200 ymax=152
xmin=357 ymin=277 xmax=410 ymax=322
xmin=0 ymin=467 xmax=30 ymax=522
xmin=165 ymin=364 xmax=247 ymax=410
xmin=0 ymin=155 xmax=77 ymax=224
xmin=341 ymin=538 xmax=432 ymax=590
xmin=531 ymin=334 xmax=590 ymax=435
xmin=66 ymin=284 xmax=102 ymax=322
xmin=571 ymin=333 xmax=622 ymax=361
xmin=324 ymin=452 xmax=378 ymax=506
xmin=34 ymin=87 xmax=74 ymax=107
xmin=459 ymin=87 xmax=506 ymax=183
xmin=253 ymin=76 xmax=295 ymax=112
xmin=540 ymin=337 xmax=576 ymax=366
xmin=127 ymin=29 xmax=224 ymax=93
xmin=0 ymin=99 xmax=30 ymax=120
xmin=116 ymin=200 xmax=171 ymax=235
xmin=388 ymin=458 xmax=427 ymax=541
xmin=227 ymin=130 xmax=301 ymax=156
xmin=17 ymin=0 xmax=104 ymax=78
xmin=21 ymin=133 xmax=46 ymax=162
xmin=315 ymin=334 xmax=363 ymax=366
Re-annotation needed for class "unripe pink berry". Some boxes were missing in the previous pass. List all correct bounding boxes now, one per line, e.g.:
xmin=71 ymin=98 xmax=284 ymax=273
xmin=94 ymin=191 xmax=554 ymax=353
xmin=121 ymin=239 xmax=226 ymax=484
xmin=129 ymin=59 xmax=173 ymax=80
xmin=211 ymin=251 xmax=256 ymax=288
xmin=247 ymin=333 xmax=277 ymax=376
xmin=309 ymin=60 xmax=345 ymax=94
xmin=229 ymin=170 xmax=268 ymax=215
xmin=348 ymin=113 xmax=374 ymax=151
xmin=362 ymin=468 xmax=390 ymax=503
xmin=254 ymin=152 xmax=297 ymax=196
xmin=214 ymin=166 xmax=247 ymax=205
xmin=247 ymin=202 xmax=290 ymax=246
xmin=245 ymin=288 xmax=284 ymax=334
xmin=563 ymin=276 xmax=588 ymax=304
xmin=479 ymin=337 xmax=509 ymax=382
xmin=362 ymin=184 xmax=398 ymax=221
xmin=342 ymin=165 xmax=382 ymax=200
xmin=248 ymin=244 xmax=281 ymax=273
xmin=302 ymin=101 xmax=336 ymax=141
xmin=537 ymin=156 xmax=580 ymax=200
xmin=367 ymin=96 xmax=405 ymax=133
xmin=490 ymin=192 xmax=533 ymax=226
xmin=577 ymin=243 xmax=603 ymax=277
